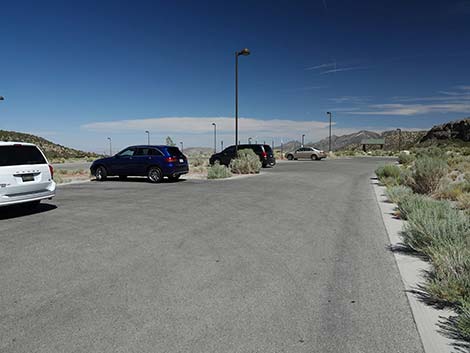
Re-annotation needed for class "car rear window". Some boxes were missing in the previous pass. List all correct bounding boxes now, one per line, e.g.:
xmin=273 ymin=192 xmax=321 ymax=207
xmin=263 ymin=145 xmax=273 ymax=153
xmin=166 ymin=147 xmax=183 ymax=157
xmin=0 ymin=145 xmax=47 ymax=167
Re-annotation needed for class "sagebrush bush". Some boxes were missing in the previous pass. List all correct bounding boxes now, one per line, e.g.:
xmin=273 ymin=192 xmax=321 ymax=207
xmin=410 ymin=156 xmax=447 ymax=194
xmin=402 ymin=199 xmax=469 ymax=253
xmin=385 ymin=185 xmax=413 ymax=204
xmin=456 ymin=301 xmax=470 ymax=342
xmin=207 ymin=162 xmax=232 ymax=179
xmin=457 ymin=193 xmax=470 ymax=212
xmin=375 ymin=164 xmax=401 ymax=185
xmin=436 ymin=181 xmax=470 ymax=201
xmin=398 ymin=152 xmax=415 ymax=165
xmin=425 ymin=245 xmax=470 ymax=304
xmin=230 ymin=149 xmax=262 ymax=174
xmin=396 ymin=193 xmax=438 ymax=220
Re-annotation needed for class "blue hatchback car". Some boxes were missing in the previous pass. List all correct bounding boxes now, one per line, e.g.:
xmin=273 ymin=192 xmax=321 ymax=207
xmin=90 ymin=145 xmax=189 ymax=183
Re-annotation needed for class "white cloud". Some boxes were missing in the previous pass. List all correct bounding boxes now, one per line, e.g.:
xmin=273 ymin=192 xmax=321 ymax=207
xmin=320 ymin=66 xmax=367 ymax=75
xmin=305 ymin=62 xmax=336 ymax=71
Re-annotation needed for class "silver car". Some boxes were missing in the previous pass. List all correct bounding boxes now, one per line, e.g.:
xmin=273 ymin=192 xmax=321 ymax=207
xmin=285 ymin=147 xmax=327 ymax=161
xmin=0 ymin=142 xmax=56 ymax=207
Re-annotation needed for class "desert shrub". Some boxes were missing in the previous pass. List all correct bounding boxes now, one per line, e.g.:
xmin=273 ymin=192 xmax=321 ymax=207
xmin=385 ymin=185 xmax=413 ymax=204
xmin=457 ymin=193 xmax=470 ymax=212
xmin=402 ymin=199 xmax=469 ymax=253
xmin=230 ymin=149 xmax=262 ymax=174
xmin=375 ymin=164 xmax=401 ymax=185
xmin=410 ymin=156 xmax=447 ymax=194
xmin=398 ymin=152 xmax=415 ymax=165
xmin=436 ymin=181 xmax=470 ymax=201
xmin=207 ymin=162 xmax=232 ymax=179
xmin=425 ymin=245 xmax=470 ymax=304
xmin=455 ymin=301 xmax=470 ymax=342
xmin=396 ymin=193 xmax=440 ymax=220
xmin=416 ymin=147 xmax=447 ymax=160
xmin=190 ymin=157 xmax=207 ymax=167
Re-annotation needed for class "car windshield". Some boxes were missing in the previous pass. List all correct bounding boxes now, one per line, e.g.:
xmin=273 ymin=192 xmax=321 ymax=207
xmin=0 ymin=145 xmax=47 ymax=166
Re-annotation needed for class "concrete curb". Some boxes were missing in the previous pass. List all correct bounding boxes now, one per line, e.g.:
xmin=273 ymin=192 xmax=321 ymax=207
xmin=372 ymin=180 xmax=457 ymax=353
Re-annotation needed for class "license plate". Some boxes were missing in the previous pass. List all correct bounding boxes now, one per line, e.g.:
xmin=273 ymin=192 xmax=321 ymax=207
xmin=22 ymin=174 xmax=35 ymax=182
xmin=179 ymin=159 xmax=184 ymax=163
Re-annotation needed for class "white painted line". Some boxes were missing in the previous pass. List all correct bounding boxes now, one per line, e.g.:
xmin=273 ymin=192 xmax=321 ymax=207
xmin=372 ymin=180 xmax=457 ymax=353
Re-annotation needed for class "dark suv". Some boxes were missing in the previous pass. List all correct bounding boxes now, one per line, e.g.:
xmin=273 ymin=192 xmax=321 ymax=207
xmin=209 ymin=144 xmax=276 ymax=167
xmin=90 ymin=145 xmax=188 ymax=183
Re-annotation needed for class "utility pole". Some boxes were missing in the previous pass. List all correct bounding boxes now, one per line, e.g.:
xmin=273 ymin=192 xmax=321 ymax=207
xmin=221 ymin=140 xmax=224 ymax=151
xmin=327 ymin=112 xmax=332 ymax=152
xmin=107 ymin=137 xmax=112 ymax=156
xmin=212 ymin=123 xmax=217 ymax=154
xmin=145 ymin=130 xmax=150 ymax=145
xmin=397 ymin=128 xmax=402 ymax=151
xmin=301 ymin=134 xmax=305 ymax=147
xmin=180 ymin=141 xmax=184 ymax=153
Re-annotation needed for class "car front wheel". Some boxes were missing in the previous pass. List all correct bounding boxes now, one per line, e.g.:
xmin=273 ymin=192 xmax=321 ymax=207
xmin=311 ymin=154 xmax=320 ymax=161
xmin=147 ymin=167 xmax=163 ymax=183
xmin=287 ymin=154 xmax=294 ymax=160
xmin=95 ymin=166 xmax=107 ymax=181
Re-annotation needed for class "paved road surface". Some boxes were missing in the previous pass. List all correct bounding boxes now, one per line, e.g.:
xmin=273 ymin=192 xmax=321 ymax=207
xmin=0 ymin=158 xmax=424 ymax=353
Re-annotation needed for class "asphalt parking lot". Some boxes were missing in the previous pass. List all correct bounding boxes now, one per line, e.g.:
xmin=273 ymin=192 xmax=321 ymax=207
xmin=0 ymin=158 xmax=424 ymax=353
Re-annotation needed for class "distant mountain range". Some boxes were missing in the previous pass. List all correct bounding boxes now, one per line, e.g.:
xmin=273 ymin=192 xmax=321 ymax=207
xmin=277 ymin=129 xmax=430 ymax=152
xmin=0 ymin=130 xmax=99 ymax=159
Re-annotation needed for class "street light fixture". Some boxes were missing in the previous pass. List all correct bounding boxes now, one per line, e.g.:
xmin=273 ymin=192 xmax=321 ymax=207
xmin=248 ymin=137 xmax=252 ymax=144
xmin=327 ymin=112 xmax=332 ymax=152
xmin=235 ymin=48 xmax=251 ymax=153
xmin=107 ymin=137 xmax=112 ymax=156
xmin=0 ymin=96 xmax=4 ymax=101
xmin=212 ymin=123 xmax=217 ymax=154
xmin=145 ymin=130 xmax=150 ymax=145
xmin=180 ymin=141 xmax=184 ymax=153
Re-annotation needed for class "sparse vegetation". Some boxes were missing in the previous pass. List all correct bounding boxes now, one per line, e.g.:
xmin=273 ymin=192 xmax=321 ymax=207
xmin=230 ymin=149 xmax=262 ymax=174
xmin=398 ymin=152 xmax=414 ymax=165
xmin=377 ymin=144 xmax=470 ymax=343
xmin=207 ymin=162 xmax=232 ymax=179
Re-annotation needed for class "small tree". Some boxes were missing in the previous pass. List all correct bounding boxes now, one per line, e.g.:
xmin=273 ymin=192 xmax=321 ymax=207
xmin=165 ymin=136 xmax=176 ymax=146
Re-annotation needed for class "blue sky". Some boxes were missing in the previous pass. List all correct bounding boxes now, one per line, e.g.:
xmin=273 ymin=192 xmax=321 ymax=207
xmin=0 ymin=0 xmax=469 ymax=153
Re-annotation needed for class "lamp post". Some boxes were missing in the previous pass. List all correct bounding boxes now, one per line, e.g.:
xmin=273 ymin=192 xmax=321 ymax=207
xmin=180 ymin=141 xmax=184 ymax=153
xmin=0 ymin=96 xmax=4 ymax=101
xmin=248 ymin=137 xmax=252 ymax=144
xmin=235 ymin=48 xmax=250 ymax=152
xmin=212 ymin=123 xmax=217 ymax=154
xmin=397 ymin=128 xmax=402 ymax=151
xmin=327 ymin=112 xmax=332 ymax=152
xmin=301 ymin=134 xmax=305 ymax=147
xmin=107 ymin=137 xmax=112 ymax=156
xmin=145 ymin=130 xmax=150 ymax=145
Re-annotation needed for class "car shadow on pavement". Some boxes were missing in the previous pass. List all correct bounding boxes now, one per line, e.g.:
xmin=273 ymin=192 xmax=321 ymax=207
xmin=91 ymin=177 xmax=186 ymax=184
xmin=0 ymin=203 xmax=57 ymax=220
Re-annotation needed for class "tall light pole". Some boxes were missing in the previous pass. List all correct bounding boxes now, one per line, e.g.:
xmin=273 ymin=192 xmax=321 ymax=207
xmin=221 ymin=140 xmax=224 ymax=151
xmin=107 ymin=137 xmax=112 ymax=156
xmin=235 ymin=48 xmax=250 ymax=152
xmin=327 ymin=112 xmax=332 ymax=152
xmin=145 ymin=130 xmax=150 ymax=145
xmin=301 ymin=134 xmax=305 ymax=147
xmin=212 ymin=123 xmax=217 ymax=154
xmin=397 ymin=128 xmax=402 ymax=151
xmin=180 ymin=141 xmax=184 ymax=153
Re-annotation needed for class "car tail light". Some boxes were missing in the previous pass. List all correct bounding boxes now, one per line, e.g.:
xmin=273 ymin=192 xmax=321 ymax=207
xmin=262 ymin=151 xmax=267 ymax=158
xmin=48 ymin=164 xmax=54 ymax=179
xmin=166 ymin=156 xmax=177 ymax=163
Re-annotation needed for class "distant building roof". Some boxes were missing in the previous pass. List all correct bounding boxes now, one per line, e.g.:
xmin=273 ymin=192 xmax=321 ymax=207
xmin=361 ymin=138 xmax=385 ymax=145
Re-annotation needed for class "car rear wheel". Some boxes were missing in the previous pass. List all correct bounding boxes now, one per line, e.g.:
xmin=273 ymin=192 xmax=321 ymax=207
xmin=311 ymin=154 xmax=320 ymax=161
xmin=95 ymin=166 xmax=107 ymax=181
xmin=287 ymin=154 xmax=293 ymax=160
xmin=147 ymin=167 xmax=163 ymax=183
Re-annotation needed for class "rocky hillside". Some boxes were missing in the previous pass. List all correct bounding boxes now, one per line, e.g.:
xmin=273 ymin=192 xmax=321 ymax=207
xmin=0 ymin=130 xmax=99 ymax=159
xmin=420 ymin=118 xmax=470 ymax=143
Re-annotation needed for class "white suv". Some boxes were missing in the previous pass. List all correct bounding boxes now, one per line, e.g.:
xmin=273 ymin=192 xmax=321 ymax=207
xmin=0 ymin=142 xmax=56 ymax=207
